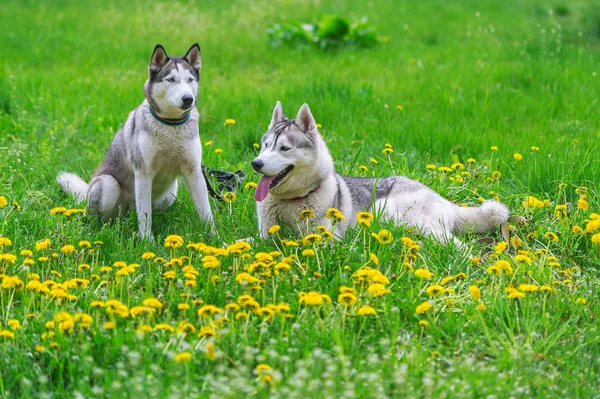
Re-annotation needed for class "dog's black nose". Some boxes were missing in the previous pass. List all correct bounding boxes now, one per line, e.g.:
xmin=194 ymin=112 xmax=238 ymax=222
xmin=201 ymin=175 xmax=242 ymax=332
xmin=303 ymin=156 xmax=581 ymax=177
xmin=251 ymin=159 xmax=264 ymax=172
xmin=182 ymin=95 xmax=194 ymax=107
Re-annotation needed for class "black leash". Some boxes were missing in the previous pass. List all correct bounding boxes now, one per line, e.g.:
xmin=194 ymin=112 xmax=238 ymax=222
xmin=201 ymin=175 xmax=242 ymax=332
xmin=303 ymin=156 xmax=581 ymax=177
xmin=202 ymin=165 xmax=245 ymax=201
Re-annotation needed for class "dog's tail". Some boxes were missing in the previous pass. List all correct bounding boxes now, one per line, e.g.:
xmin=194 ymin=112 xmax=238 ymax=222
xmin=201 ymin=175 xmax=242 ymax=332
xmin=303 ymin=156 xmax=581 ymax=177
xmin=56 ymin=172 xmax=89 ymax=203
xmin=454 ymin=200 xmax=509 ymax=234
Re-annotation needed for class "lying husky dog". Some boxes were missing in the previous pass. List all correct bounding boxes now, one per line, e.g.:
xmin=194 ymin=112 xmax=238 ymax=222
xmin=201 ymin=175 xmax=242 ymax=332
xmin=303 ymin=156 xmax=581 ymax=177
xmin=57 ymin=44 xmax=213 ymax=238
xmin=252 ymin=102 xmax=510 ymax=246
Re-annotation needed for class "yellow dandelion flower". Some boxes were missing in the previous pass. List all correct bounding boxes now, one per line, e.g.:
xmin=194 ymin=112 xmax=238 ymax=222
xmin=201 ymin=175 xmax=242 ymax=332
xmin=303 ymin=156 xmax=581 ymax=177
xmin=245 ymin=182 xmax=258 ymax=190
xmin=268 ymin=225 xmax=281 ymax=234
xmin=164 ymin=234 xmax=184 ymax=248
xmin=468 ymin=285 xmax=481 ymax=301
xmin=198 ymin=326 xmax=217 ymax=337
xmin=513 ymin=153 xmax=523 ymax=160
xmin=104 ymin=322 xmax=116 ymax=330
xmin=518 ymin=284 xmax=539 ymax=292
xmin=225 ymin=118 xmax=236 ymax=125
xmin=174 ymin=352 xmax=192 ymax=363
xmin=369 ymin=252 xmax=379 ymax=265
xmin=359 ymin=165 xmax=368 ymax=172
xmin=367 ymin=283 xmax=390 ymax=297
xmin=0 ymin=330 xmax=15 ymax=339
xmin=340 ymin=286 xmax=357 ymax=295
xmin=553 ymin=204 xmax=567 ymax=219
xmin=223 ymin=192 xmax=236 ymax=203
xmin=356 ymin=306 xmax=377 ymax=316
xmin=142 ymin=298 xmax=163 ymax=309
xmin=302 ymin=249 xmax=315 ymax=257
xmin=356 ymin=211 xmax=374 ymax=227
xmin=298 ymin=291 xmax=324 ymax=306
xmin=214 ymin=148 xmax=222 ymax=154
xmin=414 ymin=268 xmax=433 ymax=279
xmin=372 ymin=229 xmax=393 ymax=244
xmin=302 ymin=234 xmax=322 ymax=245
xmin=299 ymin=209 xmax=314 ymax=219
xmin=49 ymin=207 xmax=67 ymax=215
xmin=325 ymin=208 xmax=346 ymax=222
xmin=60 ymin=244 xmax=75 ymax=254
xmin=0 ymin=253 xmax=16 ymax=265
xmin=382 ymin=148 xmax=393 ymax=155
xmin=415 ymin=301 xmax=433 ymax=314
xmin=205 ymin=341 xmax=217 ymax=361
xmin=20 ymin=249 xmax=33 ymax=257
xmin=591 ymin=233 xmax=600 ymax=245
xmin=494 ymin=241 xmax=508 ymax=254
xmin=235 ymin=311 xmax=249 ymax=320
xmin=490 ymin=146 xmax=498 ymax=151
xmin=587 ymin=219 xmax=600 ymax=233
xmin=426 ymin=284 xmax=445 ymax=296
xmin=514 ymin=254 xmax=532 ymax=264
xmin=507 ymin=291 xmax=525 ymax=299
xmin=338 ymin=293 xmax=357 ymax=306
xmin=8 ymin=320 xmax=21 ymax=330
xmin=487 ymin=266 xmax=501 ymax=275
xmin=544 ymin=232 xmax=559 ymax=242
xmin=577 ymin=195 xmax=589 ymax=211
xmin=426 ymin=164 xmax=437 ymax=170
xmin=197 ymin=305 xmax=223 ymax=318
xmin=575 ymin=298 xmax=587 ymax=305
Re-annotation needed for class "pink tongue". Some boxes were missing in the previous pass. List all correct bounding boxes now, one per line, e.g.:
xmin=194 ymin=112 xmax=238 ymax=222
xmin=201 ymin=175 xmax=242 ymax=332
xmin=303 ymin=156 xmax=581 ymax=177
xmin=255 ymin=175 xmax=276 ymax=202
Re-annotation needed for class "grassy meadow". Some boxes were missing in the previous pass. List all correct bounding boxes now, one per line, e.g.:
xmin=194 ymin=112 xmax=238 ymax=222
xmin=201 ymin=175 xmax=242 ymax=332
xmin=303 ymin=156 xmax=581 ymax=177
xmin=1 ymin=0 xmax=600 ymax=397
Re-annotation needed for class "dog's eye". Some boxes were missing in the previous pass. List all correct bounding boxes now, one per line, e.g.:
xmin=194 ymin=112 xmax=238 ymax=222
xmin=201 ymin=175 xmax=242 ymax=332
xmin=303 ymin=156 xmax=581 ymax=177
xmin=188 ymin=77 xmax=194 ymax=82
xmin=166 ymin=77 xmax=175 ymax=83
xmin=280 ymin=146 xmax=291 ymax=152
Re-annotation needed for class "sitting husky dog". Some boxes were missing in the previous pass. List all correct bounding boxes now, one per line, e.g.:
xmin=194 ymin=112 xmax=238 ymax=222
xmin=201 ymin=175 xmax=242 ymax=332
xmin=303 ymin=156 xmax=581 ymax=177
xmin=252 ymin=102 xmax=510 ymax=246
xmin=57 ymin=44 xmax=213 ymax=238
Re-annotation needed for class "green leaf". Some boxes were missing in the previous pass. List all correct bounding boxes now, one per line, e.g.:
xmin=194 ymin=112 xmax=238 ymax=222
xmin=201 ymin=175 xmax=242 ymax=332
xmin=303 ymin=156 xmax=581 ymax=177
xmin=316 ymin=15 xmax=350 ymax=40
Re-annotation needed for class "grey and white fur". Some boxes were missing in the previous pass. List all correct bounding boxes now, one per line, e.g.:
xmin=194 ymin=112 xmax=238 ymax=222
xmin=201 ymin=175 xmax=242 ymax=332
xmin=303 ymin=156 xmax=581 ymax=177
xmin=252 ymin=102 xmax=510 ymax=247
xmin=57 ymin=44 xmax=213 ymax=238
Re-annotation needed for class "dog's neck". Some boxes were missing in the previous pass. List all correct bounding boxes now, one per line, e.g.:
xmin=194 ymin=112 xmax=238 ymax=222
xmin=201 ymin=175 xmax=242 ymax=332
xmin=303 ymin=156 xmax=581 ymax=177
xmin=284 ymin=184 xmax=322 ymax=201
xmin=148 ymin=102 xmax=191 ymax=127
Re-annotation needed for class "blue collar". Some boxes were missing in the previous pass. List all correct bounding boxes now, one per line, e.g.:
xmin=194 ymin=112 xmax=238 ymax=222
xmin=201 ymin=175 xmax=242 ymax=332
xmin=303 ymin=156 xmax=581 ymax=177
xmin=148 ymin=105 xmax=191 ymax=127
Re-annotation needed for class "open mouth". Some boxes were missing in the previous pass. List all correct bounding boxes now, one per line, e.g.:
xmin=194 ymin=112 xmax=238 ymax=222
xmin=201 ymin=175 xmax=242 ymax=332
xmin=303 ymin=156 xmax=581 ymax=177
xmin=254 ymin=165 xmax=294 ymax=202
xmin=270 ymin=165 xmax=294 ymax=188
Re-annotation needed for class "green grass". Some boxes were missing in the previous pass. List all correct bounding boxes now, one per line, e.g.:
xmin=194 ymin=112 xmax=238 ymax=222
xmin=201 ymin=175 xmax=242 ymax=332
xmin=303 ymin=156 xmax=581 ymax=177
xmin=1 ymin=0 xmax=599 ymax=397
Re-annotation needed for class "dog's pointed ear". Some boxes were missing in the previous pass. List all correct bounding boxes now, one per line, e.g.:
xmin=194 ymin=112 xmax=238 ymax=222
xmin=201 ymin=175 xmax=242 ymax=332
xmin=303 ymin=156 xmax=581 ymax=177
xmin=295 ymin=103 xmax=316 ymax=133
xmin=268 ymin=101 xmax=285 ymax=130
xmin=150 ymin=44 xmax=169 ymax=73
xmin=184 ymin=43 xmax=201 ymax=70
